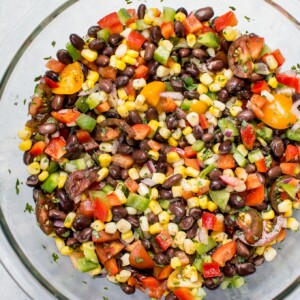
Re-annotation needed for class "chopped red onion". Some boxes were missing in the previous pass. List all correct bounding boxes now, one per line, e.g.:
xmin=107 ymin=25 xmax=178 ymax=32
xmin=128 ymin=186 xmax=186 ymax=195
xmin=141 ymin=178 xmax=156 ymax=187
xmin=291 ymin=100 xmax=300 ymax=119
xmin=208 ymin=125 xmax=215 ymax=134
xmin=78 ymin=84 xmax=99 ymax=96
xmin=51 ymin=131 xmax=60 ymax=138
xmin=159 ymin=92 xmax=184 ymax=100
xmin=198 ymin=227 xmax=208 ymax=244
xmin=282 ymin=177 xmax=292 ymax=184
xmin=111 ymin=140 xmax=120 ymax=155
xmin=53 ymin=220 xmax=65 ymax=227
xmin=146 ymin=160 xmax=156 ymax=174
xmin=224 ymin=129 xmax=233 ymax=137
xmin=74 ymin=195 xmax=81 ymax=204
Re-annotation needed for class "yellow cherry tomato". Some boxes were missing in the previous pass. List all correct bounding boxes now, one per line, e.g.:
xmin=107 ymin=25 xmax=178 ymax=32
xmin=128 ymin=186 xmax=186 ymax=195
xmin=140 ymin=81 xmax=166 ymax=107
xmin=52 ymin=62 xmax=84 ymax=95
xmin=190 ymin=101 xmax=209 ymax=114
xmin=261 ymin=94 xmax=296 ymax=129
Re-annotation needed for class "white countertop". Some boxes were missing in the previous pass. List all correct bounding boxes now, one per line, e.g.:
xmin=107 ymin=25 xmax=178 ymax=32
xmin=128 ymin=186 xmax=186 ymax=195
xmin=0 ymin=0 xmax=299 ymax=299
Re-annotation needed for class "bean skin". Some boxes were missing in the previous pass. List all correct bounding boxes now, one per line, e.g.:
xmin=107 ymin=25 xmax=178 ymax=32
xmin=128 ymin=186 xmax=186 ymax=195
xmin=95 ymin=55 xmax=109 ymax=67
xmin=271 ymin=137 xmax=285 ymax=158
xmin=69 ymin=34 xmax=85 ymax=50
xmin=87 ymin=25 xmax=100 ymax=38
xmin=174 ymin=21 xmax=184 ymax=38
xmin=137 ymin=4 xmax=146 ymax=19
xmin=73 ymin=216 xmax=91 ymax=231
xmin=56 ymin=49 xmax=72 ymax=65
xmin=121 ymin=283 xmax=135 ymax=295
xmin=38 ymin=123 xmax=57 ymax=135
xmin=236 ymin=109 xmax=256 ymax=122
xmin=236 ymin=240 xmax=250 ymax=258
xmin=144 ymin=43 xmax=156 ymax=61
xmin=236 ymin=263 xmax=256 ymax=276
xmin=114 ymin=76 xmax=129 ymax=88
xmin=132 ymin=149 xmax=148 ymax=164
xmin=179 ymin=216 xmax=194 ymax=230
xmin=268 ymin=166 xmax=282 ymax=178
xmin=128 ymin=110 xmax=142 ymax=125
xmin=88 ymin=38 xmax=105 ymax=51
xmin=206 ymin=59 xmax=225 ymax=72
xmin=162 ymin=174 xmax=183 ymax=188
xmin=195 ymin=7 xmax=214 ymax=22
xmin=108 ymin=33 xmax=122 ymax=46
xmin=150 ymin=26 xmax=162 ymax=44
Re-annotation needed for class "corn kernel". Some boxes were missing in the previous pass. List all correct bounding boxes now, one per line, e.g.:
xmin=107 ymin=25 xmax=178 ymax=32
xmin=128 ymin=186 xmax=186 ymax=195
xmin=175 ymin=12 xmax=186 ymax=22
xmin=96 ymin=115 xmax=106 ymax=124
xmin=91 ymin=220 xmax=105 ymax=231
xmin=209 ymin=82 xmax=222 ymax=92
xmin=261 ymin=209 xmax=275 ymax=220
xmin=261 ymin=90 xmax=275 ymax=102
xmin=209 ymin=106 xmax=221 ymax=118
xmin=127 ymin=49 xmax=139 ymax=58
xmin=57 ymin=171 xmax=68 ymax=189
xmin=135 ymin=94 xmax=146 ymax=105
xmin=128 ymin=22 xmax=137 ymax=30
xmin=185 ymin=167 xmax=200 ymax=178
xmin=81 ymin=49 xmax=97 ymax=62
xmin=128 ymin=168 xmax=139 ymax=180
xmin=173 ymin=166 xmax=186 ymax=177
xmin=286 ymin=217 xmax=299 ymax=231
xmin=214 ymin=75 xmax=227 ymax=88
xmin=38 ymin=170 xmax=49 ymax=182
xmin=171 ymin=257 xmax=182 ymax=269
xmin=174 ymin=231 xmax=187 ymax=245
xmin=167 ymin=152 xmax=180 ymax=164
xmin=117 ymin=88 xmax=128 ymax=101
xmin=153 ymin=17 xmax=163 ymax=27
xmin=144 ymin=13 xmax=154 ymax=25
xmin=18 ymin=129 xmax=32 ymax=140
xmin=212 ymin=143 xmax=220 ymax=154
xmin=97 ymin=167 xmax=109 ymax=181
xmin=156 ymin=65 xmax=170 ymax=77
xmin=263 ymin=246 xmax=277 ymax=262
xmin=55 ymin=237 xmax=65 ymax=251
xmin=159 ymin=127 xmax=171 ymax=139
xmin=199 ymin=195 xmax=208 ymax=210
xmin=133 ymin=78 xmax=147 ymax=90
xmin=278 ymin=200 xmax=292 ymax=213
xmin=172 ymin=186 xmax=183 ymax=198
xmin=211 ymin=231 xmax=228 ymax=242
xmin=255 ymin=246 xmax=265 ymax=256
xmin=172 ymin=128 xmax=182 ymax=140
xmin=152 ymin=173 xmax=166 ymax=184
xmin=284 ymin=209 xmax=293 ymax=217
xmin=199 ymin=94 xmax=213 ymax=106
xmin=182 ymin=126 xmax=193 ymax=136
xmin=115 ymin=59 xmax=127 ymax=71
xmin=213 ymin=100 xmax=226 ymax=111
xmin=224 ymin=69 xmax=234 ymax=80
xmin=168 ymin=137 xmax=178 ymax=147
xmin=150 ymin=188 xmax=158 ymax=200
xmin=117 ymin=219 xmax=132 ymax=233
xmin=268 ymin=77 xmax=278 ymax=89
xmin=27 ymin=162 xmax=40 ymax=175
xmin=148 ymin=150 xmax=160 ymax=161
xmin=122 ymin=55 xmax=137 ymax=65
xmin=86 ymin=70 xmax=99 ymax=83
xmin=230 ymin=105 xmax=243 ymax=117
xmin=19 ymin=139 xmax=32 ymax=151
xmin=197 ymin=83 xmax=208 ymax=95
xmin=105 ymin=222 xmax=117 ymax=234
xmin=116 ymin=105 xmax=129 ymax=118
xmin=266 ymin=55 xmax=278 ymax=70
xmin=64 ymin=212 xmax=76 ymax=228
xmin=168 ymin=223 xmax=179 ymax=236
xmin=116 ymin=270 xmax=132 ymax=283
xmin=186 ymin=34 xmax=196 ymax=48
xmin=159 ymin=40 xmax=173 ymax=52
xmin=60 ymin=246 xmax=74 ymax=256
xmin=293 ymin=201 xmax=300 ymax=209
xmin=98 ymin=153 xmax=112 ymax=168
xmin=223 ymin=26 xmax=240 ymax=41
xmin=149 ymin=222 xmax=163 ymax=235
xmin=207 ymin=200 xmax=218 ymax=212
xmin=237 ymin=144 xmax=248 ymax=157
xmin=183 ymin=239 xmax=196 ymax=255
xmin=158 ymin=211 xmax=170 ymax=224
xmin=200 ymin=73 xmax=213 ymax=86
xmin=187 ymin=197 xmax=200 ymax=208
xmin=149 ymin=201 xmax=162 ymax=215
xmin=170 ymin=63 xmax=181 ymax=76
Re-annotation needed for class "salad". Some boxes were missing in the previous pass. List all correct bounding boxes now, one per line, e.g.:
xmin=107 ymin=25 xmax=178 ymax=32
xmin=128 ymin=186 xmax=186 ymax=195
xmin=18 ymin=4 xmax=300 ymax=300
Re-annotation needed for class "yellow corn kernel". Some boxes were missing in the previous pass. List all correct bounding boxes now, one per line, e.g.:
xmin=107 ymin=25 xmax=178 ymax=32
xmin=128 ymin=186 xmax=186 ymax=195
xmin=262 ymin=210 xmax=275 ymax=220
xmin=144 ymin=13 xmax=154 ymax=25
xmin=268 ymin=77 xmax=278 ymax=89
xmin=183 ymin=265 xmax=198 ymax=282
xmin=168 ymin=137 xmax=178 ymax=147
xmin=188 ymin=178 xmax=199 ymax=193
xmin=89 ymin=266 xmax=102 ymax=276
xmin=86 ymin=70 xmax=99 ymax=83
xmin=27 ymin=162 xmax=40 ymax=175
xmin=117 ymin=88 xmax=128 ymax=100
xmin=38 ymin=171 xmax=49 ymax=182
xmin=152 ymin=173 xmax=166 ymax=184
xmin=128 ymin=22 xmax=137 ymax=30
xmin=237 ymin=144 xmax=248 ymax=157
xmin=135 ymin=103 xmax=148 ymax=112
xmin=187 ymin=197 xmax=200 ymax=208
xmin=200 ymin=73 xmax=213 ymax=86
xmin=128 ymin=168 xmax=139 ymax=180
xmin=173 ymin=166 xmax=186 ymax=178
xmin=167 ymin=151 xmax=180 ymax=164
xmin=156 ymin=65 xmax=170 ymax=77
xmin=152 ymin=17 xmax=163 ymax=27
xmin=170 ymin=63 xmax=181 ymax=76
xmin=172 ymin=186 xmax=183 ymax=198
xmin=209 ymin=106 xmax=221 ymax=118
xmin=278 ymin=200 xmax=293 ymax=213
xmin=214 ymin=75 xmax=227 ymax=88
xmin=149 ymin=222 xmax=164 ymax=235
xmin=172 ymin=128 xmax=182 ymax=140
xmin=109 ymin=55 xmax=117 ymax=68
xmin=81 ymin=49 xmax=98 ymax=62
xmin=287 ymin=217 xmax=300 ymax=231
xmin=116 ymin=270 xmax=132 ymax=283
xmin=174 ymin=231 xmax=187 ymax=245
xmin=159 ymin=127 xmax=171 ymax=139
xmin=266 ymin=55 xmax=278 ymax=70
xmin=182 ymin=126 xmax=192 ymax=136
xmin=117 ymin=105 xmax=129 ymax=118
xmin=175 ymin=12 xmax=186 ymax=21
xmin=60 ymin=246 xmax=74 ymax=256
xmin=19 ymin=139 xmax=32 ymax=151
xmin=293 ymin=201 xmax=300 ymax=209
xmin=91 ymin=220 xmax=104 ymax=232
xmin=149 ymin=200 xmax=162 ymax=215
xmin=197 ymin=83 xmax=208 ymax=95
xmin=254 ymin=246 xmax=265 ymax=256
xmin=122 ymin=55 xmax=137 ymax=65
xmin=158 ymin=211 xmax=170 ymax=224
xmin=234 ymin=99 xmax=243 ymax=107
xmin=223 ymin=26 xmax=240 ymax=41
xmin=209 ymin=82 xmax=222 ymax=92
xmin=97 ymin=167 xmax=109 ymax=181
xmin=124 ymin=101 xmax=135 ymax=111
xmin=171 ymin=257 xmax=182 ymax=269
xmin=212 ymin=143 xmax=220 ymax=154
xmin=199 ymin=195 xmax=208 ymax=210
xmin=18 ymin=129 xmax=32 ymax=140
xmin=115 ymin=59 xmax=127 ymax=71
xmin=55 ymin=237 xmax=65 ymax=251
xmin=98 ymin=153 xmax=112 ymax=168
xmin=211 ymin=231 xmax=228 ymax=242
xmin=199 ymin=94 xmax=213 ymax=106
xmin=148 ymin=150 xmax=160 ymax=161
xmin=81 ymin=194 xmax=87 ymax=202
xmin=64 ymin=212 xmax=76 ymax=228
xmin=229 ymin=105 xmax=243 ymax=117
xmin=127 ymin=49 xmax=139 ymax=58
xmin=96 ymin=115 xmax=106 ymax=124
xmin=185 ymin=167 xmax=200 ymax=178
xmin=106 ymin=209 xmax=113 ymax=222
xmin=186 ymin=34 xmax=196 ymax=48
xmin=148 ymin=120 xmax=159 ymax=135
xmin=284 ymin=209 xmax=293 ymax=217
xmin=207 ymin=200 xmax=218 ymax=212
xmin=57 ymin=171 xmax=68 ymax=189
xmin=150 ymin=188 xmax=158 ymax=200
xmin=121 ymin=230 xmax=133 ymax=241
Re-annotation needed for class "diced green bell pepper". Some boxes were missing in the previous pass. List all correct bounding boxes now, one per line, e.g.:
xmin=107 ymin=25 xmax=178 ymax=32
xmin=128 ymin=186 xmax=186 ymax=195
xmin=209 ymin=190 xmax=230 ymax=211
xmin=75 ymin=114 xmax=97 ymax=132
xmin=47 ymin=161 xmax=59 ymax=174
xmin=195 ymin=237 xmax=217 ymax=255
xmin=77 ymin=257 xmax=99 ymax=272
xmin=117 ymin=8 xmax=131 ymax=24
xmin=86 ymin=93 xmax=101 ymax=110
xmin=260 ymin=44 xmax=272 ymax=57
xmin=75 ymin=96 xmax=90 ymax=113
xmin=181 ymin=99 xmax=192 ymax=110
xmin=218 ymin=118 xmax=239 ymax=136
xmin=286 ymin=129 xmax=300 ymax=141
xmin=233 ymin=150 xmax=247 ymax=167
xmin=97 ymin=28 xmax=110 ymax=42
xmin=199 ymin=164 xmax=216 ymax=178
xmin=90 ymin=190 xmax=107 ymax=201
xmin=163 ymin=7 xmax=176 ymax=22
xmin=192 ymin=140 xmax=205 ymax=152
xmin=278 ymin=183 xmax=298 ymax=199
xmin=102 ymin=184 xmax=114 ymax=194
xmin=154 ymin=45 xmax=170 ymax=66
xmin=41 ymin=172 xmax=59 ymax=193
xmin=135 ymin=19 xmax=151 ymax=30
xmin=248 ymin=149 xmax=264 ymax=163
xmin=66 ymin=43 xmax=81 ymax=61
xmin=232 ymin=275 xmax=245 ymax=288
xmin=193 ymin=256 xmax=203 ymax=272
xmin=64 ymin=158 xmax=86 ymax=172
xmin=198 ymin=32 xmax=220 ymax=48
xmin=158 ymin=199 xmax=170 ymax=210
xmin=82 ymin=242 xmax=98 ymax=264
xmin=126 ymin=192 xmax=150 ymax=211
xmin=34 ymin=133 xmax=45 ymax=142
xmin=256 ymin=125 xmax=273 ymax=142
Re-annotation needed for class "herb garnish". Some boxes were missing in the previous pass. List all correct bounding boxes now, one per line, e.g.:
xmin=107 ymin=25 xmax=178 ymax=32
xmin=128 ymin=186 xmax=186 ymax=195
xmin=24 ymin=203 xmax=34 ymax=214
xmin=15 ymin=178 xmax=20 ymax=195
xmin=52 ymin=253 xmax=59 ymax=263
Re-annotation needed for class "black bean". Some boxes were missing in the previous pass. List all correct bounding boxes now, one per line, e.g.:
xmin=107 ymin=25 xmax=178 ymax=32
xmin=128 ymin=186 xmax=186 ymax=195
xmin=219 ymin=140 xmax=232 ymax=154
xmin=236 ymin=263 xmax=256 ymax=276
xmin=210 ymin=179 xmax=226 ymax=191
xmin=73 ymin=216 xmax=92 ymax=231
xmin=150 ymin=26 xmax=163 ymax=44
xmin=186 ymin=64 xmax=200 ymax=77
xmin=236 ymin=90 xmax=252 ymax=100
xmin=144 ymin=43 xmax=156 ymax=61
xmin=38 ymin=123 xmax=57 ymax=135
xmin=189 ymin=207 xmax=203 ymax=220
xmin=176 ymin=7 xmax=188 ymax=15
xmin=95 ymin=55 xmax=110 ymax=67
xmin=120 ymin=283 xmax=135 ymax=295
xmin=78 ymin=62 xmax=88 ymax=77
xmin=148 ymin=61 xmax=160 ymax=76
xmin=206 ymin=59 xmax=225 ymax=72
xmin=223 ymin=263 xmax=236 ymax=277
xmin=292 ymin=93 xmax=300 ymax=102
xmin=118 ymin=143 xmax=133 ymax=154
xmin=115 ymin=76 xmax=129 ymax=88
xmin=220 ymin=38 xmax=230 ymax=52
xmin=147 ymin=212 xmax=159 ymax=224
xmin=126 ymin=215 xmax=140 ymax=228
xmin=145 ymin=107 xmax=158 ymax=122
xmin=191 ymin=125 xmax=202 ymax=140
xmin=132 ymin=149 xmax=148 ymax=164
xmin=23 ymin=151 xmax=34 ymax=165
xmin=186 ymin=224 xmax=198 ymax=239
xmin=236 ymin=109 xmax=256 ymax=122
xmin=128 ymin=110 xmax=142 ymax=125
xmin=249 ymin=73 xmax=264 ymax=83
xmin=271 ymin=137 xmax=285 ymax=158
xmin=70 ymin=34 xmax=85 ymax=50
xmin=33 ymin=188 xmax=42 ymax=203
xmin=166 ymin=116 xmax=178 ymax=130
xmin=121 ymin=169 xmax=129 ymax=180
xmin=108 ymin=33 xmax=122 ymax=46
xmin=204 ymin=276 xmax=224 ymax=290
xmin=179 ymin=216 xmax=194 ymax=230
xmin=236 ymin=240 xmax=250 ymax=258
xmin=192 ymin=48 xmax=208 ymax=60
xmin=229 ymin=194 xmax=245 ymax=209
xmin=162 ymin=174 xmax=183 ymax=189
xmin=65 ymin=93 xmax=78 ymax=107
xmin=49 ymin=209 xmax=66 ymax=220
xmin=66 ymin=134 xmax=80 ymax=154
xmin=175 ymin=108 xmax=187 ymax=120
xmin=87 ymin=25 xmax=100 ymax=38
xmin=268 ymin=166 xmax=282 ymax=179
xmin=169 ymin=202 xmax=186 ymax=218
xmin=56 ymin=190 xmax=74 ymax=213
xmin=55 ymin=227 xmax=71 ymax=239
xmin=245 ymin=164 xmax=256 ymax=174
xmin=99 ymin=79 xmax=113 ymax=93
xmin=89 ymin=38 xmax=105 ymax=51
xmin=120 ymin=66 xmax=135 ymax=78
xmin=174 ymin=21 xmax=184 ymax=38
xmin=26 ymin=175 xmax=39 ymax=187
xmin=253 ymin=255 xmax=265 ymax=266
xmin=106 ymin=176 xmax=117 ymax=187
xmin=66 ymin=237 xmax=79 ymax=247
xmin=255 ymin=201 xmax=268 ymax=211
xmin=208 ymin=169 xmax=221 ymax=180
xmin=166 ymin=248 xmax=175 ymax=258
xmin=170 ymin=78 xmax=184 ymax=92
xmin=202 ymin=133 xmax=214 ymax=142
xmin=226 ymin=77 xmax=245 ymax=93
xmin=183 ymin=90 xmax=200 ymax=100
xmin=109 ymin=164 xmax=121 ymax=179
xmin=102 ymin=46 xmax=115 ymax=57
xmin=56 ymin=49 xmax=73 ymax=64
xmin=154 ymin=253 xmax=170 ymax=265
xmin=137 ymin=3 xmax=146 ymax=19
xmin=158 ymin=189 xmax=173 ymax=199
xmin=45 ymin=70 xmax=59 ymax=82
xmin=165 ymin=294 xmax=178 ymax=300
xmin=218 ymin=89 xmax=230 ymax=102
xmin=179 ymin=48 xmax=191 ymax=58
xmin=77 ymin=227 xmax=92 ymax=243
xmin=257 ymin=172 xmax=265 ymax=185
xmin=195 ymin=7 xmax=214 ymax=22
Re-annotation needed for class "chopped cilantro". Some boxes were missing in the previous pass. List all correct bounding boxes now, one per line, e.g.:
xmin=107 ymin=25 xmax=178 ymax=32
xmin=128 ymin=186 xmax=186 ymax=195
xmin=23 ymin=99 xmax=27 ymax=105
xmin=291 ymin=63 xmax=300 ymax=74
xmin=244 ymin=16 xmax=251 ymax=22
xmin=229 ymin=6 xmax=236 ymax=11
xmin=104 ymin=287 xmax=109 ymax=290
xmin=15 ymin=178 xmax=20 ymax=195
xmin=82 ymin=281 xmax=87 ymax=284
xmin=34 ymin=75 xmax=42 ymax=82
xmin=24 ymin=203 xmax=34 ymax=214
xmin=103 ymin=297 xmax=109 ymax=300
xmin=51 ymin=40 xmax=56 ymax=47
xmin=42 ymin=245 xmax=47 ymax=250
xmin=43 ymin=56 xmax=52 ymax=60
xmin=8 ymin=169 xmax=11 ymax=174
xmin=135 ymin=257 xmax=144 ymax=263
xmin=52 ymin=253 xmax=59 ymax=263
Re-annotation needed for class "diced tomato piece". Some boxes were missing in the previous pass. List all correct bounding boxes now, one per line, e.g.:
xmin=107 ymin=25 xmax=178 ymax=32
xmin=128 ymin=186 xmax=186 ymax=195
xmin=126 ymin=8 xmax=138 ymax=25
xmin=94 ymin=198 xmax=110 ymax=222
xmin=251 ymin=80 xmax=270 ymax=93
xmin=285 ymin=145 xmax=299 ymax=162
xmin=184 ymin=158 xmax=200 ymax=170
xmin=147 ymin=140 xmax=161 ymax=151
xmin=44 ymin=137 xmax=66 ymax=160
xmin=97 ymin=12 xmax=121 ymax=29
xmin=202 ymin=212 xmax=217 ymax=230
xmin=276 ymin=73 xmax=300 ymax=93
xmin=124 ymin=80 xmax=136 ymax=99
xmin=148 ymin=287 xmax=164 ymax=299
xmin=157 ymin=265 xmax=173 ymax=280
xmin=94 ymin=101 xmax=111 ymax=114
xmin=28 ymin=141 xmax=46 ymax=157
xmin=182 ymin=190 xmax=195 ymax=200
xmin=95 ymin=241 xmax=124 ymax=264
xmin=184 ymin=146 xmax=197 ymax=158
xmin=107 ymin=192 xmax=121 ymax=206
xmin=280 ymin=163 xmax=298 ymax=176
xmin=124 ymin=177 xmax=139 ymax=193
xmin=174 ymin=287 xmax=195 ymax=300
xmin=99 ymin=66 xmax=117 ymax=80
xmin=245 ymin=185 xmax=265 ymax=206
xmin=92 ymin=230 xmax=120 ymax=243
xmin=128 ymin=276 xmax=138 ymax=287
xmin=134 ymin=65 xmax=149 ymax=79
xmin=203 ymin=262 xmax=222 ymax=278
xmin=76 ymin=129 xmax=91 ymax=143
xmin=44 ymin=77 xmax=59 ymax=88
xmin=219 ymin=174 xmax=243 ymax=187
xmin=250 ymin=94 xmax=266 ymax=108
xmin=272 ymin=49 xmax=285 ymax=67
xmin=77 ymin=199 xmax=94 ymax=218
xmin=199 ymin=114 xmax=209 ymax=129
xmin=132 ymin=124 xmax=151 ymax=140
xmin=246 ymin=173 xmax=262 ymax=190
xmin=255 ymin=158 xmax=268 ymax=172
xmin=201 ymin=26 xmax=217 ymax=34
xmin=217 ymin=154 xmax=236 ymax=169
xmin=183 ymin=13 xmax=202 ymax=34
xmin=248 ymin=37 xmax=265 ymax=60
xmin=51 ymin=109 xmax=81 ymax=124
xmin=212 ymin=241 xmax=236 ymax=267
xmin=158 ymin=97 xmax=177 ymax=113
xmin=155 ymin=230 xmax=173 ymax=251
xmin=240 ymin=124 xmax=256 ymax=150
xmin=45 ymin=58 xmax=65 ymax=73
xmin=129 ymin=241 xmax=155 ymax=269
xmin=214 ymin=11 xmax=238 ymax=32
xmin=98 ymin=127 xmax=121 ymax=141
xmin=104 ymin=257 xmax=119 ymax=275
xmin=212 ymin=217 xmax=225 ymax=232
xmin=161 ymin=22 xmax=175 ymax=39
xmin=127 ymin=31 xmax=146 ymax=51
xmin=140 ymin=276 xmax=160 ymax=289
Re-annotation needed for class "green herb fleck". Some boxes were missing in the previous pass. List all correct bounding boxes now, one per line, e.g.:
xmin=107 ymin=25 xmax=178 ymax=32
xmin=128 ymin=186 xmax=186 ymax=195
xmin=229 ymin=6 xmax=236 ymax=11
xmin=44 ymin=56 xmax=52 ymax=60
xmin=8 ymin=169 xmax=11 ymax=174
xmin=34 ymin=75 xmax=42 ymax=82
xmin=42 ymin=245 xmax=47 ymax=250
xmin=51 ymin=41 xmax=56 ymax=47
xmin=103 ymin=297 xmax=109 ymax=300
xmin=23 ymin=99 xmax=27 ymax=105
xmin=53 ymin=198 xmax=60 ymax=204
xmin=244 ymin=16 xmax=251 ymax=22
xmin=291 ymin=63 xmax=300 ymax=74
xmin=82 ymin=281 xmax=87 ymax=284
xmin=104 ymin=287 xmax=109 ymax=290
xmin=24 ymin=203 xmax=34 ymax=214
xmin=15 ymin=178 xmax=20 ymax=195
xmin=135 ymin=257 xmax=144 ymax=263
xmin=52 ymin=253 xmax=59 ymax=263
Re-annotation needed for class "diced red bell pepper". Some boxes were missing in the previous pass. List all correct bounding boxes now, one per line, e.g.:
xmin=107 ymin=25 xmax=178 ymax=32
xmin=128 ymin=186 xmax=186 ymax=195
xmin=94 ymin=198 xmax=110 ymax=222
xmin=148 ymin=286 xmax=164 ymax=299
xmin=45 ymin=77 xmax=59 ymax=88
xmin=203 ymin=262 xmax=222 ymax=278
xmin=285 ymin=145 xmax=299 ymax=162
xmin=126 ymin=9 xmax=138 ymax=25
xmin=95 ymin=241 xmax=124 ymax=264
xmin=97 ymin=12 xmax=122 ymax=29
xmin=129 ymin=241 xmax=155 ymax=269
xmin=107 ymin=192 xmax=121 ymax=206
xmin=95 ymin=101 xmax=111 ymax=114
xmin=276 ymin=73 xmax=300 ymax=93
xmin=127 ymin=31 xmax=146 ymax=51
xmin=199 ymin=114 xmax=209 ymax=129
xmin=51 ymin=109 xmax=81 ymax=124
xmin=183 ymin=13 xmax=202 ymax=34
xmin=214 ymin=11 xmax=238 ymax=32
xmin=158 ymin=97 xmax=177 ymax=113
xmin=28 ymin=141 xmax=46 ymax=157
xmin=77 ymin=199 xmax=94 ymax=218
xmin=157 ymin=265 xmax=173 ymax=280
xmin=76 ymin=129 xmax=92 ymax=143
xmin=45 ymin=58 xmax=65 ymax=73
xmin=184 ymin=146 xmax=197 ymax=158
xmin=202 ymin=212 xmax=217 ymax=230
xmin=184 ymin=158 xmax=200 ymax=170
xmin=245 ymin=185 xmax=265 ymax=206
xmin=248 ymin=37 xmax=265 ymax=60
xmin=155 ymin=230 xmax=173 ymax=251
xmin=134 ymin=65 xmax=149 ymax=79
xmin=174 ymin=287 xmax=195 ymax=300
xmin=124 ymin=177 xmax=139 ymax=193
xmin=246 ymin=173 xmax=262 ymax=190
xmin=251 ymin=80 xmax=270 ymax=93
xmin=212 ymin=240 xmax=236 ymax=267
xmin=255 ymin=158 xmax=268 ymax=172
xmin=147 ymin=140 xmax=162 ymax=151
xmin=104 ymin=257 xmax=119 ymax=276
xmin=124 ymin=79 xmax=136 ymax=98
xmin=240 ymin=124 xmax=256 ymax=150
xmin=131 ymin=124 xmax=151 ymax=140
xmin=161 ymin=22 xmax=175 ymax=39
xmin=99 ymin=66 xmax=118 ymax=80
xmin=272 ymin=49 xmax=285 ymax=67
xmin=217 ymin=154 xmax=236 ymax=169
xmin=280 ymin=163 xmax=298 ymax=176
xmin=140 ymin=276 xmax=160 ymax=290
xmin=44 ymin=137 xmax=66 ymax=160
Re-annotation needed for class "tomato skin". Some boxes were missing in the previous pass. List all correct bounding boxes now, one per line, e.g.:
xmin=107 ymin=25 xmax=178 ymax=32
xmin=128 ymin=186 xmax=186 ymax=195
xmin=248 ymin=37 xmax=265 ymax=60
xmin=94 ymin=198 xmax=110 ymax=222
xmin=251 ymin=80 xmax=270 ymax=93
xmin=174 ymin=287 xmax=195 ymax=300
xmin=202 ymin=212 xmax=217 ymax=230
xmin=97 ymin=12 xmax=121 ymax=29
xmin=245 ymin=185 xmax=265 ymax=206
xmin=95 ymin=241 xmax=124 ymax=264
xmin=51 ymin=109 xmax=81 ymax=124
xmin=99 ymin=66 xmax=117 ymax=80
xmin=285 ymin=145 xmax=299 ymax=162
xmin=276 ymin=74 xmax=300 ymax=93
xmin=45 ymin=58 xmax=65 ymax=73
xmin=77 ymin=199 xmax=94 ymax=218
xmin=92 ymin=230 xmax=120 ymax=243
xmin=212 ymin=240 xmax=236 ymax=267
xmin=214 ymin=11 xmax=238 ymax=32
xmin=44 ymin=137 xmax=67 ymax=160
xmin=104 ymin=258 xmax=119 ymax=276
xmin=183 ymin=13 xmax=202 ymax=34
xmin=161 ymin=22 xmax=175 ymax=39
xmin=134 ymin=65 xmax=149 ymax=79
xmin=129 ymin=241 xmax=155 ymax=269
xmin=131 ymin=124 xmax=151 ymax=140
xmin=240 ymin=124 xmax=256 ymax=150
xmin=44 ymin=77 xmax=59 ymax=88
xmin=28 ymin=141 xmax=46 ymax=157
xmin=76 ymin=129 xmax=91 ymax=143
xmin=184 ymin=146 xmax=197 ymax=158
xmin=126 ymin=31 xmax=146 ymax=51
xmin=255 ymin=158 xmax=268 ymax=172
xmin=272 ymin=49 xmax=285 ymax=67
xmin=155 ymin=230 xmax=173 ymax=251
xmin=261 ymin=94 xmax=296 ymax=129
xmin=203 ymin=262 xmax=222 ymax=278
xmin=217 ymin=154 xmax=236 ymax=169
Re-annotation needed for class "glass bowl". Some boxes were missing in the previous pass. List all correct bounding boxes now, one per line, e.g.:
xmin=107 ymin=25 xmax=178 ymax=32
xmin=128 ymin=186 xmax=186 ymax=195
xmin=0 ymin=0 xmax=299 ymax=299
